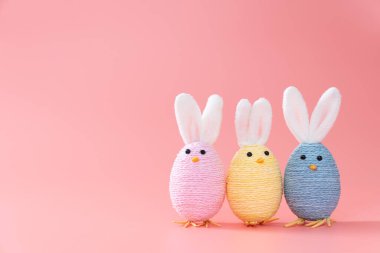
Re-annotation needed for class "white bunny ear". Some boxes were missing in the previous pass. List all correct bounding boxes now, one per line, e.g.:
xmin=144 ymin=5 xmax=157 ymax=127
xmin=200 ymin=94 xmax=223 ymax=145
xmin=283 ymin=86 xmax=310 ymax=143
xmin=174 ymin=93 xmax=202 ymax=144
xmin=308 ymin=87 xmax=341 ymax=143
xmin=235 ymin=98 xmax=272 ymax=147
xmin=248 ymin=98 xmax=272 ymax=145
xmin=235 ymin=99 xmax=252 ymax=147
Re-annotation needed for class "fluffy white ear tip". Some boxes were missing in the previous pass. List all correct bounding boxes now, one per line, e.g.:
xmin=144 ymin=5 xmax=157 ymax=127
xmin=326 ymin=87 xmax=341 ymax=97
xmin=209 ymin=94 xmax=222 ymax=99
xmin=328 ymin=86 xmax=340 ymax=92
xmin=208 ymin=94 xmax=223 ymax=105
xmin=256 ymin=97 xmax=265 ymax=102
xmin=254 ymin=98 xmax=272 ymax=113
xmin=176 ymin=92 xmax=190 ymax=97
xmin=256 ymin=97 xmax=270 ymax=106
xmin=237 ymin=99 xmax=251 ymax=107
xmin=236 ymin=100 xmax=251 ymax=115
xmin=284 ymin=85 xmax=297 ymax=91
xmin=175 ymin=93 xmax=192 ymax=102
xmin=284 ymin=86 xmax=300 ymax=96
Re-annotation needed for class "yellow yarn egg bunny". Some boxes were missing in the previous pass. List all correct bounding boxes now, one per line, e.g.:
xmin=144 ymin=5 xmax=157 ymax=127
xmin=227 ymin=98 xmax=282 ymax=226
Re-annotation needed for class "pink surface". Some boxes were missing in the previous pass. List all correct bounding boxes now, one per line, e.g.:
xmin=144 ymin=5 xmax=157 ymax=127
xmin=0 ymin=0 xmax=379 ymax=252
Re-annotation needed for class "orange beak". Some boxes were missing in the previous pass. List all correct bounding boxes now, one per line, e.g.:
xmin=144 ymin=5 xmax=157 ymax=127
xmin=256 ymin=157 xmax=264 ymax=164
xmin=192 ymin=157 xmax=200 ymax=163
xmin=309 ymin=164 xmax=317 ymax=171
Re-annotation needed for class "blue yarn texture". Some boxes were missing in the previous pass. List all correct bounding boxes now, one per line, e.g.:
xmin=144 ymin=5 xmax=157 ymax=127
xmin=284 ymin=143 xmax=340 ymax=221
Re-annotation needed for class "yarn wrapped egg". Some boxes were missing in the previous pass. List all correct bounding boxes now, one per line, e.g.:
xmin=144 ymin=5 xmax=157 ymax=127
xmin=227 ymin=98 xmax=282 ymax=226
xmin=170 ymin=93 xmax=225 ymax=228
xmin=282 ymin=86 xmax=341 ymax=228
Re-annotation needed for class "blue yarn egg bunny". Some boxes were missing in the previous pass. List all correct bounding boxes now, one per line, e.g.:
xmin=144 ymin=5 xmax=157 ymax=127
xmin=282 ymin=86 xmax=342 ymax=228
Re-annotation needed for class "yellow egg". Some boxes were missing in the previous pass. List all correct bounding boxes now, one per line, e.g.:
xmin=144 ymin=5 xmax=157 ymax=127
xmin=227 ymin=144 xmax=282 ymax=223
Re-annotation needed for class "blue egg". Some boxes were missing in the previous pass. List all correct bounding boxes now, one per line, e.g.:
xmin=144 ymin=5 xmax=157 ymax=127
xmin=284 ymin=143 xmax=340 ymax=221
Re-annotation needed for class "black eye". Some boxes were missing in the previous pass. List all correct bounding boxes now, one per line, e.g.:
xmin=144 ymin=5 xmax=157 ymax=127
xmin=247 ymin=152 xmax=253 ymax=157
xmin=300 ymin=155 xmax=306 ymax=160
xmin=200 ymin=150 xmax=206 ymax=155
xmin=317 ymin=156 xmax=323 ymax=161
xmin=185 ymin=149 xmax=191 ymax=154
xmin=264 ymin=151 xmax=270 ymax=156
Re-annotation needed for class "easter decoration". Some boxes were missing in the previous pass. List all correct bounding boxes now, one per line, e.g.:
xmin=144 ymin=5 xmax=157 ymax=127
xmin=282 ymin=86 xmax=341 ymax=228
xmin=170 ymin=93 xmax=225 ymax=228
xmin=227 ymin=98 xmax=282 ymax=226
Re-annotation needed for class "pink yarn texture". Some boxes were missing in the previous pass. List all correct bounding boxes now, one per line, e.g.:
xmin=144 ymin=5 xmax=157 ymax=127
xmin=170 ymin=142 xmax=225 ymax=222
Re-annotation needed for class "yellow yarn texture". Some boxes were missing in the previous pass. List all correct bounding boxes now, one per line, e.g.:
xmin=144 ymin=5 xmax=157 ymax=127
xmin=227 ymin=145 xmax=282 ymax=222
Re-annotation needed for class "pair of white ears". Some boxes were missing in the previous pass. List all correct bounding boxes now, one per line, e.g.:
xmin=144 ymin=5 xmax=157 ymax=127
xmin=235 ymin=98 xmax=272 ymax=147
xmin=283 ymin=86 xmax=341 ymax=143
xmin=175 ymin=93 xmax=223 ymax=145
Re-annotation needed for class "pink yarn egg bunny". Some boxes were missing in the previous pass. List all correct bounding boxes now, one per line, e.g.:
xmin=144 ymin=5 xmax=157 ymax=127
xmin=170 ymin=93 xmax=225 ymax=228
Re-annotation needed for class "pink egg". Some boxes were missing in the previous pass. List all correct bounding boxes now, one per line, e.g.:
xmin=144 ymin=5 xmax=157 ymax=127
xmin=170 ymin=142 xmax=225 ymax=222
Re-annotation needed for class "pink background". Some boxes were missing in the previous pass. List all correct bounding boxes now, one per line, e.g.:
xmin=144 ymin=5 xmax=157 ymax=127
xmin=0 ymin=0 xmax=379 ymax=252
